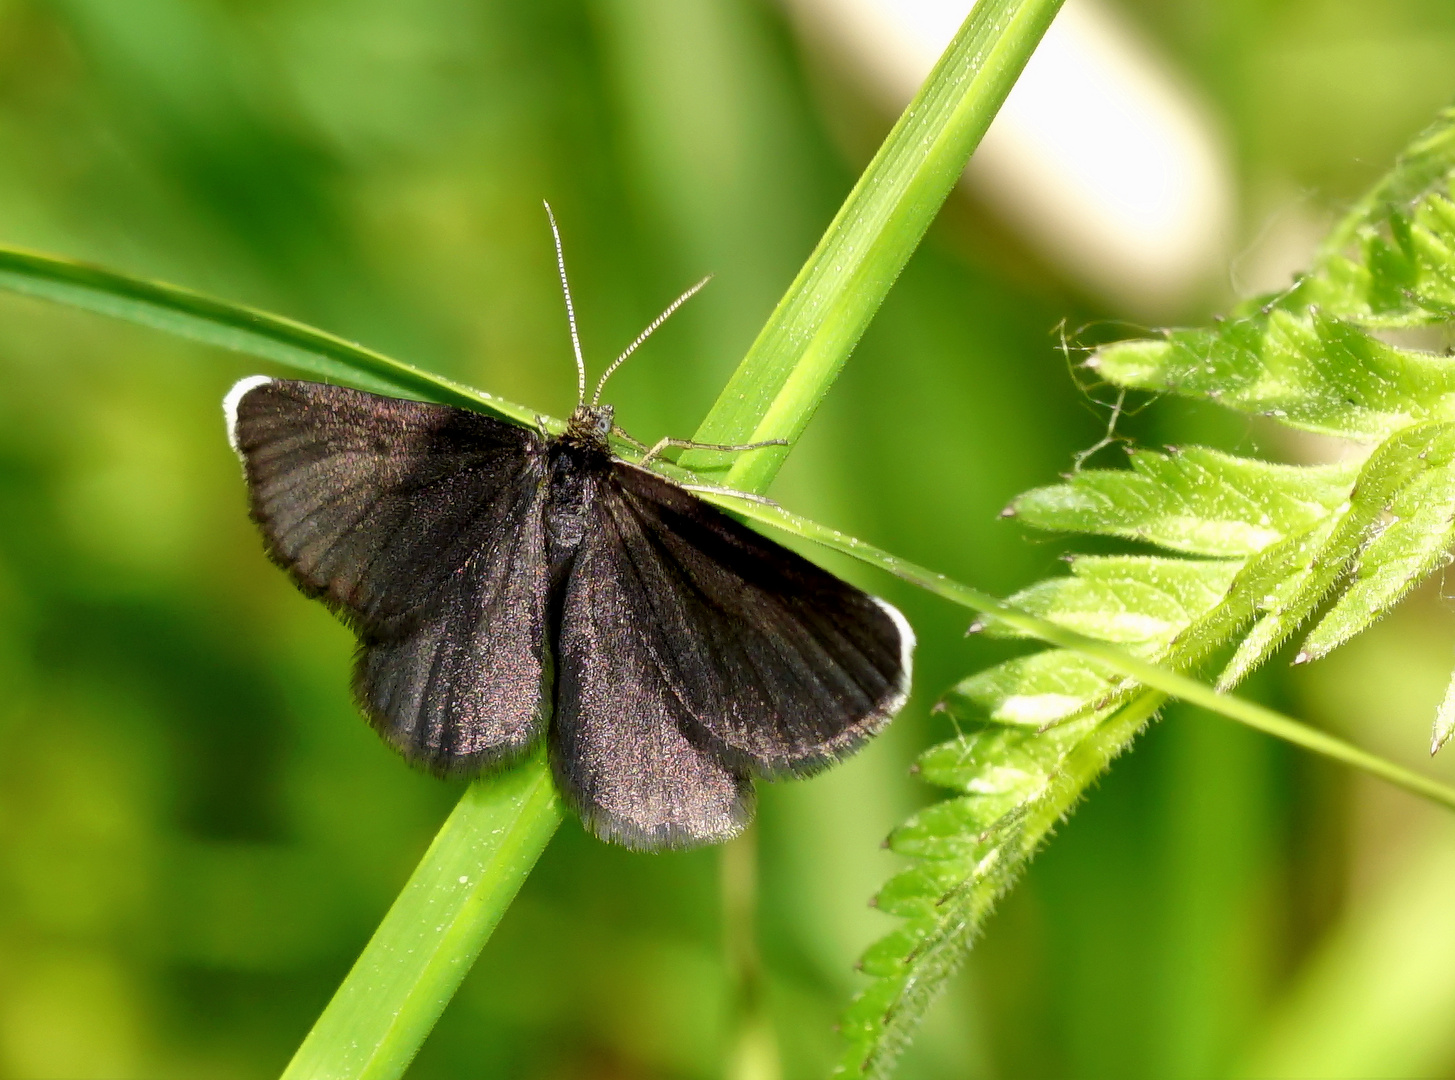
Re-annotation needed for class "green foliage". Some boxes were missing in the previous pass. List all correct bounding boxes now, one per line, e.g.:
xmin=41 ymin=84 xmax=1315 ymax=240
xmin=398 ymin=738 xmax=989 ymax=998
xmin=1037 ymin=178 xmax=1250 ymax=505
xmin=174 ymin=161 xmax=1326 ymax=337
xmin=0 ymin=247 xmax=524 ymax=419
xmin=1012 ymin=446 xmax=1356 ymax=557
xmin=6 ymin=3 xmax=1455 ymax=1079
xmin=838 ymin=104 xmax=1455 ymax=1079
xmin=1435 ymin=672 xmax=1455 ymax=755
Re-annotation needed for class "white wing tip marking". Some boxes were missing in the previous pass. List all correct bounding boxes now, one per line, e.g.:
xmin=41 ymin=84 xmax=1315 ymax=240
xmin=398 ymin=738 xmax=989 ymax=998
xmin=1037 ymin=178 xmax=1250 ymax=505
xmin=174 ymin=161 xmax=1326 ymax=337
xmin=872 ymin=596 xmax=915 ymax=719
xmin=223 ymin=375 xmax=274 ymax=454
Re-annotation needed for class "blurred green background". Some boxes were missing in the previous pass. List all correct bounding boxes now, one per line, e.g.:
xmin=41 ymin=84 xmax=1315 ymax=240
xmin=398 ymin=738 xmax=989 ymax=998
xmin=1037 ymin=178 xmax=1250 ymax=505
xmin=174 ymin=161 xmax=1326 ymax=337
xmin=1 ymin=0 xmax=1454 ymax=1077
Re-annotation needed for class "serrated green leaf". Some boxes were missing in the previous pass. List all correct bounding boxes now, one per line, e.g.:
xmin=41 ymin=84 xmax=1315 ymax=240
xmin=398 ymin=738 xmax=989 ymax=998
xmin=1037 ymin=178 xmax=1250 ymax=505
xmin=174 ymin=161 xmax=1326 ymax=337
xmin=914 ymin=723 xmax=1088 ymax=796
xmin=1092 ymin=310 xmax=1455 ymax=440
xmin=875 ymin=860 xmax=986 ymax=918
xmin=1300 ymin=460 xmax=1455 ymax=661
xmin=1214 ymin=530 xmax=1349 ymax=688
xmin=889 ymin=794 xmax=1026 ymax=859
xmin=850 ymin=103 xmax=1455 ymax=1080
xmin=940 ymin=650 xmax=1124 ymax=727
xmin=1396 ymin=194 xmax=1455 ymax=317
xmin=1158 ymin=518 xmax=1333 ymax=683
xmin=1011 ymin=446 xmax=1355 ymax=556
xmin=838 ymin=691 xmax=1166 ymax=1079
xmin=1090 ymin=108 xmax=1455 ymax=436
xmin=840 ymin=972 xmax=910 ymax=1036
xmin=1299 ymin=105 xmax=1455 ymax=325
xmin=857 ymin=921 xmax=935 ymax=979
xmin=1218 ymin=421 xmax=1455 ymax=684
xmin=1434 ymin=667 xmax=1455 ymax=755
xmin=977 ymin=555 xmax=1242 ymax=649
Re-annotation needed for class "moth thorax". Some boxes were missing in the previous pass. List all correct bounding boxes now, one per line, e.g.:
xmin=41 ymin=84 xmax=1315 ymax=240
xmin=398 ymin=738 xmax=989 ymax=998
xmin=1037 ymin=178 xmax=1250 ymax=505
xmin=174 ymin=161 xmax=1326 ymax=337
xmin=565 ymin=404 xmax=614 ymax=449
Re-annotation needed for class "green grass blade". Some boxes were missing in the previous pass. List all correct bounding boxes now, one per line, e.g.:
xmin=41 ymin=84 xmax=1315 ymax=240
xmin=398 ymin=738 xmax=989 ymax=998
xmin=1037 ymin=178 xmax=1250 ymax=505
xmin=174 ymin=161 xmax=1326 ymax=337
xmin=1434 ymin=668 xmax=1455 ymax=755
xmin=0 ymin=247 xmax=574 ymax=1078
xmin=686 ymin=0 xmax=1067 ymax=490
xmin=0 ymin=244 xmax=533 ymax=423
xmin=280 ymin=751 xmax=563 ymax=1080
xmin=839 ymin=689 xmax=1166 ymax=1077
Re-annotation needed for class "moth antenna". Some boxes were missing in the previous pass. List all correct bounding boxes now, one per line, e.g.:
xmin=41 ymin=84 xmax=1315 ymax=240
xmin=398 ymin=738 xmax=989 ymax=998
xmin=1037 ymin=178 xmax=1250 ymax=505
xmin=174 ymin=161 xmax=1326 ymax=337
xmin=545 ymin=201 xmax=588 ymax=407
xmin=592 ymin=276 xmax=712 ymax=406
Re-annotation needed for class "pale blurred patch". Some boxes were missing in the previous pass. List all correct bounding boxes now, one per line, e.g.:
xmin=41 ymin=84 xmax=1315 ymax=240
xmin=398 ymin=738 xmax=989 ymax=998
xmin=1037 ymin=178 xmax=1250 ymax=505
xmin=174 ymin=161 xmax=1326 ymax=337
xmin=1228 ymin=183 xmax=1332 ymax=302
xmin=1236 ymin=818 xmax=1455 ymax=1079
xmin=782 ymin=0 xmax=1236 ymax=318
xmin=1256 ymin=589 xmax=1455 ymax=1078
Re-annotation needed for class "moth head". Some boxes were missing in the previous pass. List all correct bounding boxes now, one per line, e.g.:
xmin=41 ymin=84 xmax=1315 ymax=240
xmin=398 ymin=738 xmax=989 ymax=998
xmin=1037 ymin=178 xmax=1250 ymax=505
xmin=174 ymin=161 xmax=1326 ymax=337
xmin=566 ymin=403 xmax=614 ymax=447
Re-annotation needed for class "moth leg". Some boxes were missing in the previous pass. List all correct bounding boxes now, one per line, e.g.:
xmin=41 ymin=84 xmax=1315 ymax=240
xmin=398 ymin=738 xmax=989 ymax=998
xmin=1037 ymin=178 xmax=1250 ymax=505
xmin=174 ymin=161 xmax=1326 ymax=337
xmin=638 ymin=436 xmax=788 ymax=468
xmin=610 ymin=425 xmax=650 ymax=452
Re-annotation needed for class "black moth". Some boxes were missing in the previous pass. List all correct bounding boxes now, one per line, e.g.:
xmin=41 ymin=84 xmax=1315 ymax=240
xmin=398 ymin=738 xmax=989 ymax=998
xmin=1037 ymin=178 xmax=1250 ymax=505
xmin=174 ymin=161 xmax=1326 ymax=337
xmin=223 ymin=229 xmax=912 ymax=850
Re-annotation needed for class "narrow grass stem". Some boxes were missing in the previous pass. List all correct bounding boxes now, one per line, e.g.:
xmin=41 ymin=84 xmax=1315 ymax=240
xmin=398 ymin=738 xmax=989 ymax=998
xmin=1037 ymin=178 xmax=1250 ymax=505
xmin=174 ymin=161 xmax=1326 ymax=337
xmin=0 ymin=4 xmax=1070 ymax=1069
xmin=9 ymin=239 xmax=1451 ymax=1047
xmin=7 ymin=236 xmax=1455 ymax=1080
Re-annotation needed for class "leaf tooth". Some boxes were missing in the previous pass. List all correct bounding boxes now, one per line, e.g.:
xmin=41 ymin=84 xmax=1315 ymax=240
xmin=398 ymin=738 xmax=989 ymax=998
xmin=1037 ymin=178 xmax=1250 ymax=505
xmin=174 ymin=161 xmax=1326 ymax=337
xmin=941 ymin=650 xmax=1124 ymax=729
xmin=857 ymin=920 xmax=935 ymax=978
xmin=890 ymin=794 xmax=1025 ymax=859
xmin=838 ymin=973 xmax=909 ymax=1038
xmin=1299 ymin=465 xmax=1455 ymax=662
xmin=1432 ymin=665 xmax=1455 ymax=756
xmin=848 ymin=102 xmax=1455 ymax=1079
xmin=916 ymin=726 xmax=1076 ymax=795
xmin=874 ymin=860 xmax=978 ymax=918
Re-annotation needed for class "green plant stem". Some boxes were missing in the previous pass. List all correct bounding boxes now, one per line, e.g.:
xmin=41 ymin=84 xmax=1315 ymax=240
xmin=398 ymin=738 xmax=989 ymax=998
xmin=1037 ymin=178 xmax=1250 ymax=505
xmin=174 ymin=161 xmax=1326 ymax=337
xmin=7 ymin=244 xmax=1453 ymax=1068
xmin=6 ymin=242 xmax=1454 ymax=1060
xmin=843 ymin=685 xmax=1168 ymax=1078
xmin=686 ymin=0 xmax=1066 ymax=487
xmin=280 ymin=752 xmax=562 ymax=1080
xmin=688 ymin=5 xmax=1063 ymax=1073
